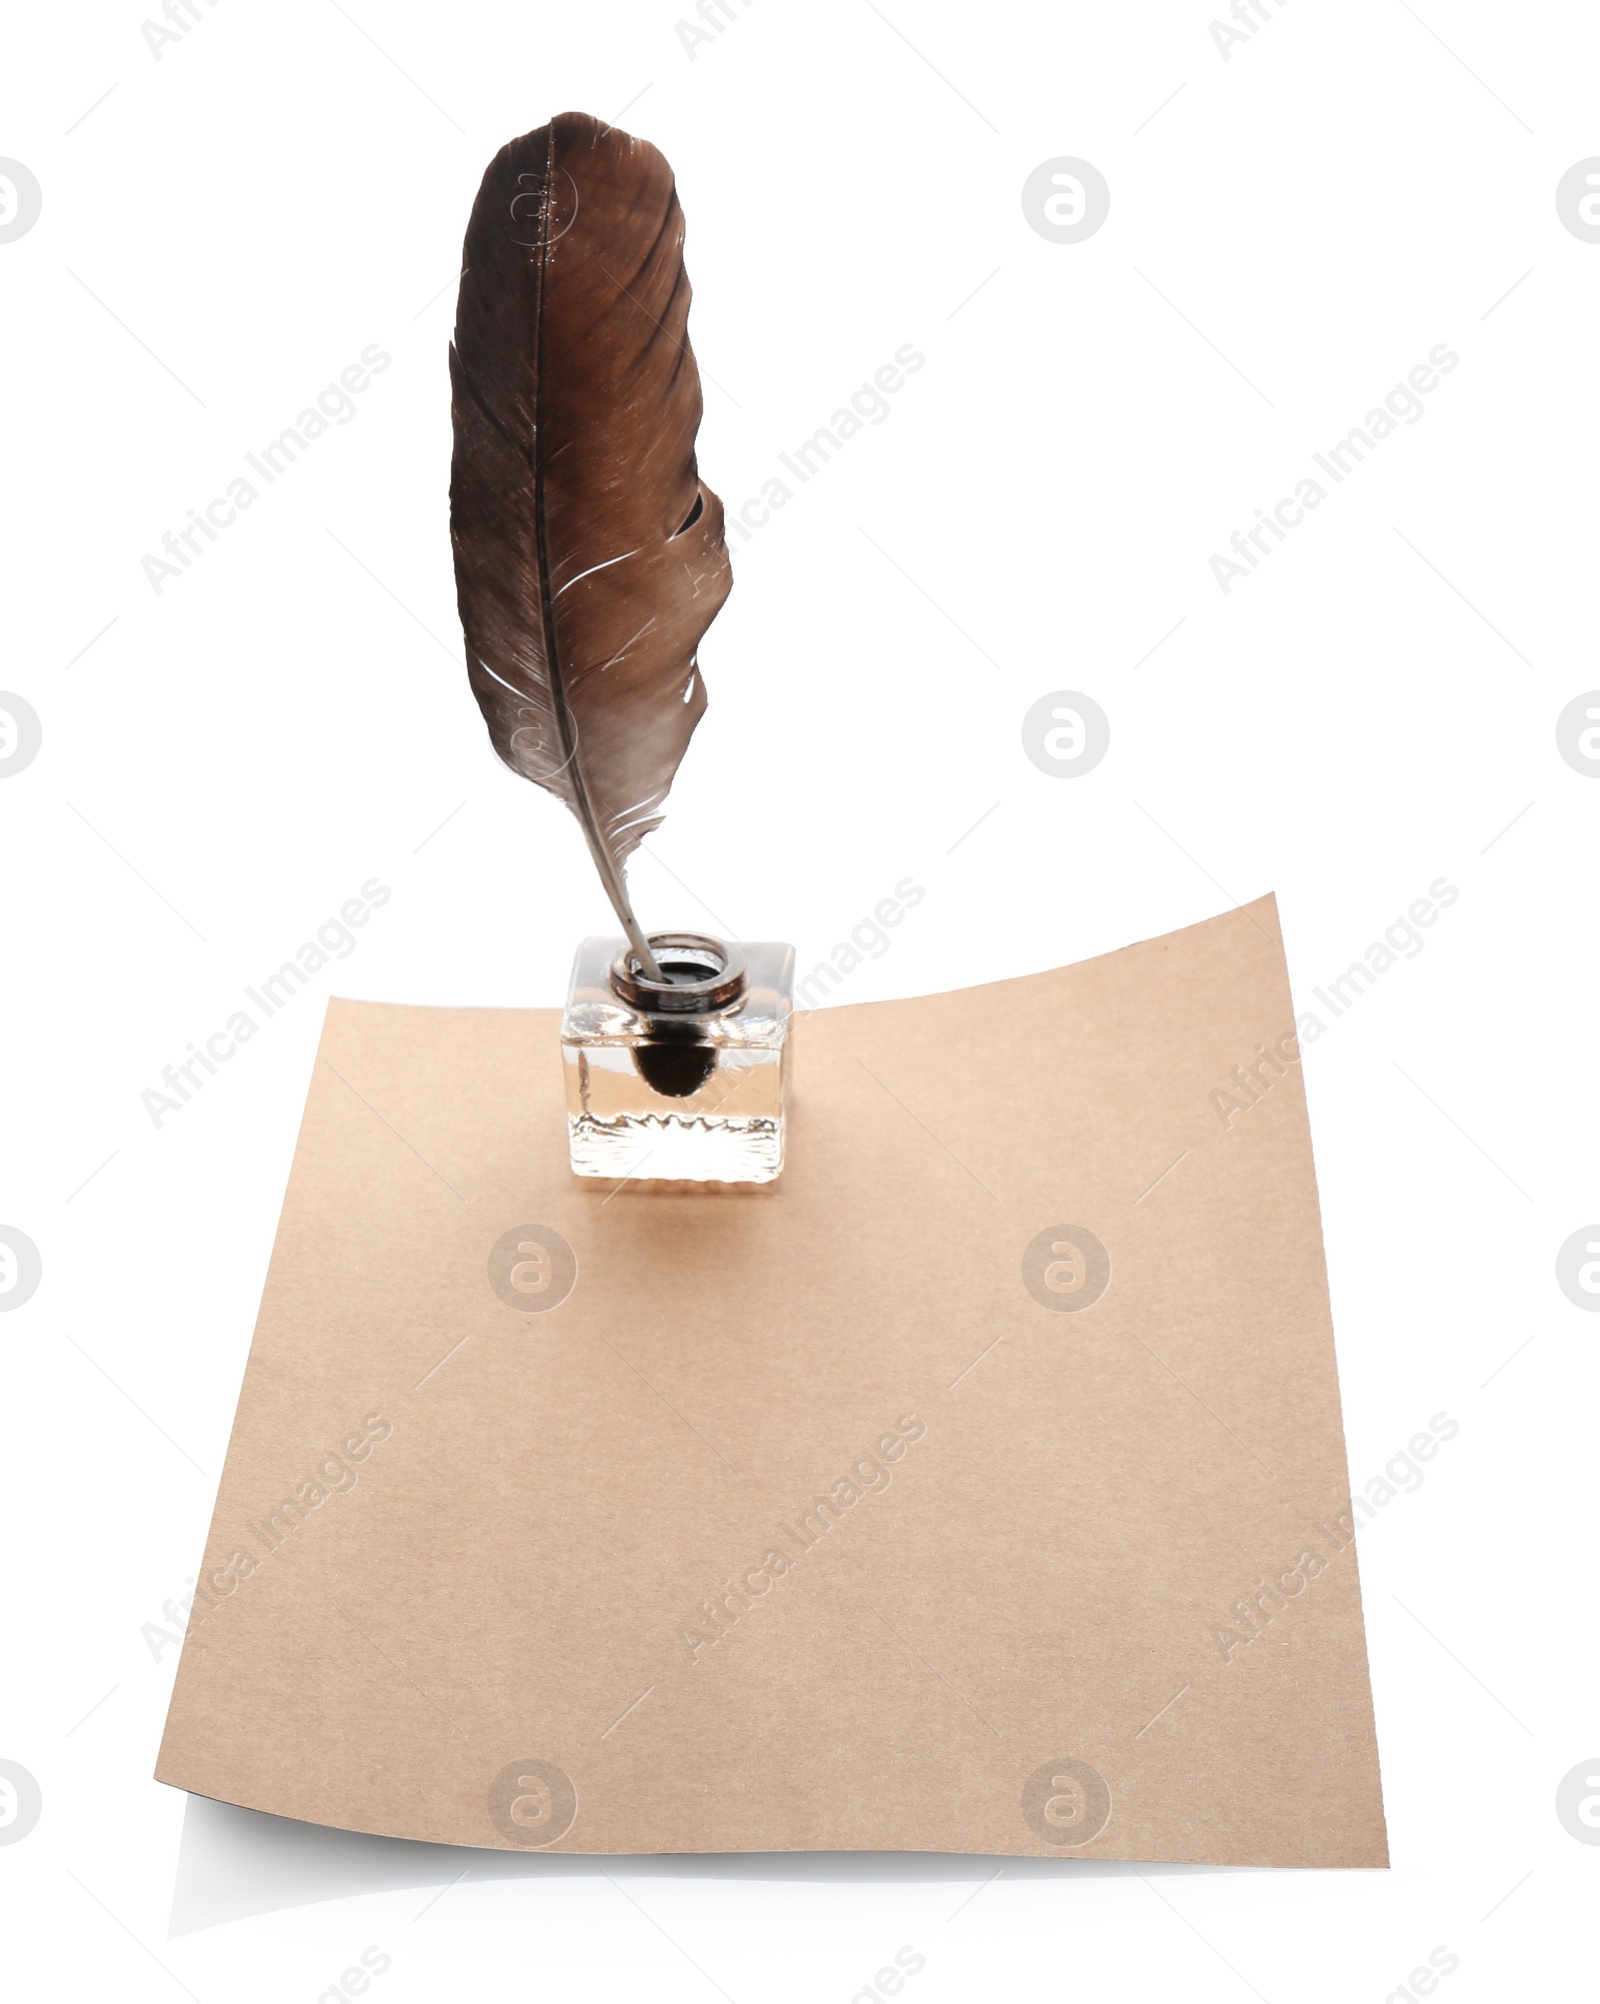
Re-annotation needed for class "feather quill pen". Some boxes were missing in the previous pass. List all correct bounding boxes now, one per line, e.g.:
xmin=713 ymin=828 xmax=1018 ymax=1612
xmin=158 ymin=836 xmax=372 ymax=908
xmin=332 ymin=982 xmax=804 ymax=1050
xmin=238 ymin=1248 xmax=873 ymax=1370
xmin=449 ymin=112 xmax=731 ymax=980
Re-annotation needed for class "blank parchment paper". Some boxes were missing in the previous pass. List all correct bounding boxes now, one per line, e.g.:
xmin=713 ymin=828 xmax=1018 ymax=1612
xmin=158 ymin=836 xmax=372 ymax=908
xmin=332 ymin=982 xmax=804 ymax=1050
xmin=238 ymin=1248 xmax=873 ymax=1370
xmin=156 ymin=896 xmax=1387 ymax=1865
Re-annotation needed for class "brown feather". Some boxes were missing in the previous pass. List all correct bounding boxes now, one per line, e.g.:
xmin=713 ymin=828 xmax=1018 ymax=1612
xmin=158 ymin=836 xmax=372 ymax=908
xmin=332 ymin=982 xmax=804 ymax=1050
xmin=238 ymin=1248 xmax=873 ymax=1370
xmin=449 ymin=112 xmax=732 ymax=975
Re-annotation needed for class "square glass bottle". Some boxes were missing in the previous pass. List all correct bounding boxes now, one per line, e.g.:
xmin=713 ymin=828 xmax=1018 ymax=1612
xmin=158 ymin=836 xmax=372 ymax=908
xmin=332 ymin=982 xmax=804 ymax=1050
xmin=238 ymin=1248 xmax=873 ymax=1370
xmin=560 ymin=934 xmax=795 ymax=1184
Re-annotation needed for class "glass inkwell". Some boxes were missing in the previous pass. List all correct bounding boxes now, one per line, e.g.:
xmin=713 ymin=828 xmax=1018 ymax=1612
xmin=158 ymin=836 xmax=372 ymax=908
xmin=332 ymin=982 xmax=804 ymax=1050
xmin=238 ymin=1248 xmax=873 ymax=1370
xmin=562 ymin=932 xmax=795 ymax=1184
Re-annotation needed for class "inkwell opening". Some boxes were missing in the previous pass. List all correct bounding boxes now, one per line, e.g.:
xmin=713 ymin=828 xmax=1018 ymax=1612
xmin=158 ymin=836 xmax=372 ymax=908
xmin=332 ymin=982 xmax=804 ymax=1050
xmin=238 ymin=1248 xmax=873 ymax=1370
xmin=609 ymin=934 xmax=747 ymax=1099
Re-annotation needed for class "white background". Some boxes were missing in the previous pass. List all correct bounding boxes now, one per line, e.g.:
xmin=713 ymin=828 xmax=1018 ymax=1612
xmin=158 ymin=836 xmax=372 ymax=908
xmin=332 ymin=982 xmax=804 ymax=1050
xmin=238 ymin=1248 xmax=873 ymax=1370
xmin=3 ymin=0 xmax=1597 ymax=1996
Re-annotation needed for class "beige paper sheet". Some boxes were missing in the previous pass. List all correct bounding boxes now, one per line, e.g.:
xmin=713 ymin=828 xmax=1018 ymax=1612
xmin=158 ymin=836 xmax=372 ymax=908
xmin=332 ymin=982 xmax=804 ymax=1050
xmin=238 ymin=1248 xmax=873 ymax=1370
xmin=156 ymin=896 xmax=1387 ymax=1865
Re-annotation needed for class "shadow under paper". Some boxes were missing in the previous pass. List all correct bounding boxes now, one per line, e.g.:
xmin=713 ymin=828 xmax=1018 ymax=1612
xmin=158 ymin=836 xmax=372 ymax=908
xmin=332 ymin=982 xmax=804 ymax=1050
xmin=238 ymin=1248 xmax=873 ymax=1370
xmin=169 ymin=1795 xmax=1254 ymax=1935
